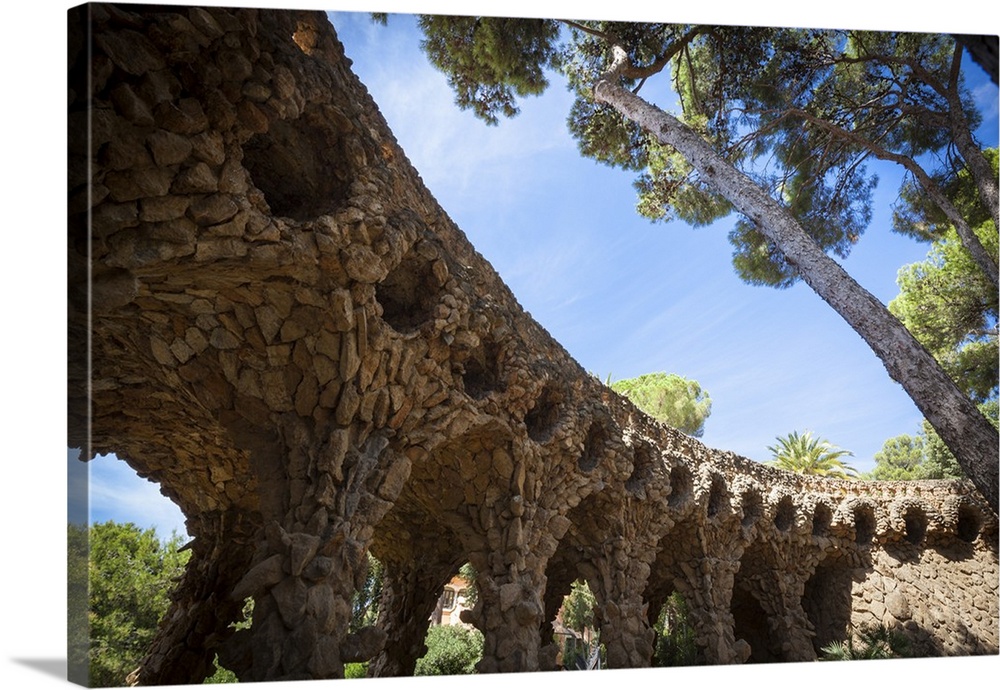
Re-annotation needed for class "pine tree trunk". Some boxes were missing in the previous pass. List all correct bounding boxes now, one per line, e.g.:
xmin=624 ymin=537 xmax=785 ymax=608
xmin=594 ymin=61 xmax=999 ymax=514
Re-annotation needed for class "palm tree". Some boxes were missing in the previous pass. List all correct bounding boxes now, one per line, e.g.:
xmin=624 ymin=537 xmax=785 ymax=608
xmin=819 ymin=623 xmax=911 ymax=660
xmin=766 ymin=431 xmax=858 ymax=479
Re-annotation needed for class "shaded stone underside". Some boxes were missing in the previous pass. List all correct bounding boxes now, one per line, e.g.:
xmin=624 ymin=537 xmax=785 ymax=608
xmin=67 ymin=4 xmax=999 ymax=685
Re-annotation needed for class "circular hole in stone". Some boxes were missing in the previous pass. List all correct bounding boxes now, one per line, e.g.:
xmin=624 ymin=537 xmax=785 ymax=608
xmin=376 ymin=247 xmax=441 ymax=334
xmin=462 ymin=335 xmax=503 ymax=400
xmin=625 ymin=442 xmax=656 ymax=495
xmin=242 ymin=112 xmax=351 ymax=221
xmin=578 ymin=420 xmax=608 ymax=473
xmin=853 ymin=504 xmax=875 ymax=545
xmin=741 ymin=489 xmax=763 ymax=528
xmin=707 ymin=475 xmax=728 ymax=518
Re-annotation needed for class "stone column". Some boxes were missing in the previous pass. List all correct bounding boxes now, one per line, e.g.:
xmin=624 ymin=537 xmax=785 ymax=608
xmin=460 ymin=502 xmax=571 ymax=673
xmin=677 ymin=555 xmax=747 ymax=664
xmin=590 ymin=544 xmax=657 ymax=668
xmin=467 ymin=564 xmax=549 ymax=673
xmin=219 ymin=426 xmax=412 ymax=681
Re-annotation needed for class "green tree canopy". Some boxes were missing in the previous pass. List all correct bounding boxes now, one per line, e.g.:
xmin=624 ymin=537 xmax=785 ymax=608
xmin=86 ymin=521 xmax=190 ymax=687
xmin=869 ymin=399 xmax=997 ymax=480
xmin=889 ymin=150 xmax=999 ymax=403
xmin=350 ymin=551 xmax=384 ymax=633
xmin=766 ymin=431 xmax=857 ymax=479
xmin=609 ymin=372 xmax=712 ymax=437
xmin=560 ymin=579 xmax=597 ymax=634
xmin=402 ymin=14 xmax=999 ymax=511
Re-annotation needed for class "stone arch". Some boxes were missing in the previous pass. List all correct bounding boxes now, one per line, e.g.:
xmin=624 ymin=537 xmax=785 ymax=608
xmin=706 ymin=473 xmax=729 ymax=519
xmin=903 ymin=505 xmax=929 ymax=545
xmin=812 ymin=502 xmax=832 ymax=537
xmin=578 ymin=418 xmax=611 ymax=473
xmin=740 ymin=487 xmax=764 ymax=529
xmin=461 ymin=333 xmax=504 ymax=400
xmin=853 ymin=503 xmax=876 ymax=545
xmin=642 ymin=517 xmax=710 ymax=665
xmin=956 ymin=501 xmax=983 ymax=543
xmin=731 ymin=540 xmax=803 ymax=663
xmin=666 ymin=464 xmax=693 ymax=509
xmin=801 ymin=554 xmax=854 ymax=655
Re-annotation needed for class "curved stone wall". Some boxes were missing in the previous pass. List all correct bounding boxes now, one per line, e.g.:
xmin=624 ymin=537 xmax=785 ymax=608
xmin=67 ymin=4 xmax=998 ymax=684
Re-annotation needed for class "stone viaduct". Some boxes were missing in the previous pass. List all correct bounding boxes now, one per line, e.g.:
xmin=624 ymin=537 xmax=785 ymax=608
xmin=67 ymin=4 xmax=999 ymax=685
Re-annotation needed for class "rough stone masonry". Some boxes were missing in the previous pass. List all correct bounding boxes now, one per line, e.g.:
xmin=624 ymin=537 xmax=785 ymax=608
xmin=67 ymin=4 xmax=999 ymax=685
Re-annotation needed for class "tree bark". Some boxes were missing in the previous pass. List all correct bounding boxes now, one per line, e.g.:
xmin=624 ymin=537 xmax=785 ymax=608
xmin=593 ymin=47 xmax=999 ymax=514
xmin=944 ymin=45 xmax=1000 ymax=229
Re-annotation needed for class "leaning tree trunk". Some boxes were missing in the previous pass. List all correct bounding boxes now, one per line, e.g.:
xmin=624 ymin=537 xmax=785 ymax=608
xmin=593 ymin=47 xmax=999 ymax=514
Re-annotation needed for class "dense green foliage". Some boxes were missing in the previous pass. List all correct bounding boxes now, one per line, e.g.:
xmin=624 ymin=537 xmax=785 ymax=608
xmin=610 ymin=372 xmax=712 ymax=437
xmin=414 ymin=624 xmax=484 ymax=675
xmin=457 ymin=562 xmax=480 ymax=607
xmin=86 ymin=521 xmax=190 ymax=687
xmin=766 ymin=431 xmax=857 ymax=478
xmin=68 ymin=524 xmax=90 ymax=684
xmin=404 ymin=14 xmax=999 ymax=508
xmin=869 ymin=399 xmax=997 ymax=480
xmin=652 ymin=592 xmax=700 ymax=666
xmin=410 ymin=19 xmax=989 ymax=287
xmin=350 ymin=551 xmax=384 ymax=633
xmin=417 ymin=16 xmax=560 ymax=125
xmin=343 ymin=662 xmax=369 ymax=678
xmin=560 ymin=580 xmax=597 ymax=635
xmin=889 ymin=154 xmax=999 ymax=403
xmin=820 ymin=623 xmax=912 ymax=661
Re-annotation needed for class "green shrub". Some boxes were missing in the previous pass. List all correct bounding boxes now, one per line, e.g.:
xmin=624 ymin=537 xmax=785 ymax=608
xmin=344 ymin=662 xmax=369 ymax=678
xmin=414 ymin=625 xmax=484 ymax=675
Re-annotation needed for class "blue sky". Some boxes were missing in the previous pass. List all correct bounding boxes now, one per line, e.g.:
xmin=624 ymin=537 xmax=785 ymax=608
xmin=75 ymin=2 xmax=1000 ymax=542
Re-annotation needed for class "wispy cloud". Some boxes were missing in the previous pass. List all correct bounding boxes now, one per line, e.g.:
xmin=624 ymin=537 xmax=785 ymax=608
xmin=331 ymin=12 xmax=577 ymax=214
xmin=89 ymin=454 xmax=189 ymax=539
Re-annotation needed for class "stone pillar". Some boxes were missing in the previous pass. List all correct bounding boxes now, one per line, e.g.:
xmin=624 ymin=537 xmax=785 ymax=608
xmin=219 ymin=426 xmax=411 ymax=681
xmin=677 ymin=556 xmax=746 ymax=664
xmin=588 ymin=523 xmax=655 ymax=668
xmin=596 ymin=598 xmax=655 ymax=668
xmin=468 ymin=565 xmax=549 ymax=673
xmin=460 ymin=502 xmax=571 ymax=673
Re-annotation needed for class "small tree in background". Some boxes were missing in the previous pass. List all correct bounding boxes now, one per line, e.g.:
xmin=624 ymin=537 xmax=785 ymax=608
xmin=767 ymin=431 xmax=857 ymax=479
xmin=610 ymin=372 xmax=712 ymax=437
xmin=414 ymin=624 xmax=484 ymax=675
xmin=870 ymin=399 xmax=997 ymax=480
